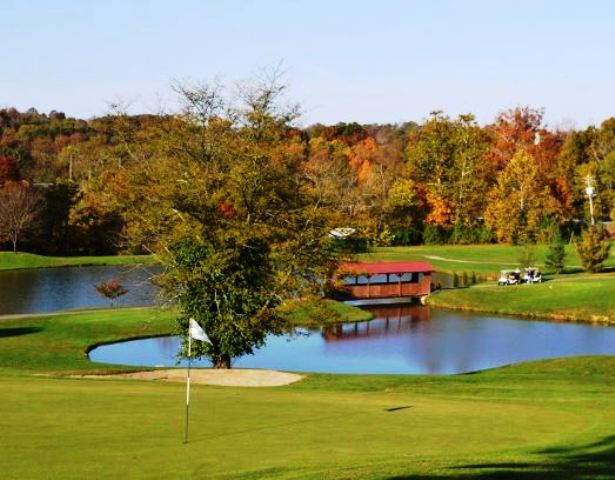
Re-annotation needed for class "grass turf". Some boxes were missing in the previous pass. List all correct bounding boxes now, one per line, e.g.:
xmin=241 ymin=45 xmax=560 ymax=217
xmin=0 ymin=251 xmax=154 ymax=271
xmin=1 ymin=308 xmax=615 ymax=479
xmin=360 ymin=243 xmax=615 ymax=275
xmin=428 ymin=276 xmax=615 ymax=324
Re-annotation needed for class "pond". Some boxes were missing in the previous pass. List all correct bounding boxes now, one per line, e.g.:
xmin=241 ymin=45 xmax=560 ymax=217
xmin=0 ymin=265 xmax=160 ymax=315
xmin=89 ymin=304 xmax=615 ymax=375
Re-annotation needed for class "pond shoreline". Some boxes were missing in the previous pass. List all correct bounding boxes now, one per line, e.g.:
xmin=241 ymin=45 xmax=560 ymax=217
xmin=426 ymin=300 xmax=615 ymax=326
xmin=0 ymin=251 xmax=154 ymax=272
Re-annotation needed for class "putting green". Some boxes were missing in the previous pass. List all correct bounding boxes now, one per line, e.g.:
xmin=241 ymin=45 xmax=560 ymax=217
xmin=0 ymin=375 xmax=596 ymax=479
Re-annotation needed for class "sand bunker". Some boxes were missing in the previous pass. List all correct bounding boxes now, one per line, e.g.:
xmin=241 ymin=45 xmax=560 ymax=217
xmin=79 ymin=368 xmax=304 ymax=387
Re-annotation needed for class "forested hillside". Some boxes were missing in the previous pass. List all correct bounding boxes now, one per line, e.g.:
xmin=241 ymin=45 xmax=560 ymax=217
xmin=1 ymin=101 xmax=613 ymax=255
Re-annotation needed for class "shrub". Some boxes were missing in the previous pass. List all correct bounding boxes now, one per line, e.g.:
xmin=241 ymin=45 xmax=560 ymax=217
xmin=576 ymin=226 xmax=611 ymax=273
xmin=94 ymin=278 xmax=128 ymax=306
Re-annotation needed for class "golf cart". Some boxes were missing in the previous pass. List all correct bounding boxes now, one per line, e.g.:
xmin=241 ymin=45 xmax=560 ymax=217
xmin=497 ymin=269 xmax=520 ymax=286
xmin=523 ymin=267 xmax=542 ymax=284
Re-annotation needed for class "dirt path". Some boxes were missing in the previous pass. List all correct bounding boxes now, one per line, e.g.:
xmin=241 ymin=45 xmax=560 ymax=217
xmin=423 ymin=254 xmax=518 ymax=265
xmin=77 ymin=368 xmax=304 ymax=387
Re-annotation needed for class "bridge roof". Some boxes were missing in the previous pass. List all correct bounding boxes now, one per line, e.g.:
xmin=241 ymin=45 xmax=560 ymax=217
xmin=339 ymin=261 xmax=434 ymax=275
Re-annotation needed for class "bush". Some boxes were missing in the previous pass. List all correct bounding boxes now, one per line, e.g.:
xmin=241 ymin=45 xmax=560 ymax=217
xmin=94 ymin=278 xmax=128 ymax=306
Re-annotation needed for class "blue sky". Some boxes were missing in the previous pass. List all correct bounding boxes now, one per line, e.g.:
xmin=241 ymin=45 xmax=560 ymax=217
xmin=2 ymin=0 xmax=614 ymax=127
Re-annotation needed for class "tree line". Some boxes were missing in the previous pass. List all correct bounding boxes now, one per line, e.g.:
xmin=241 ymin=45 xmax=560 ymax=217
xmin=1 ymin=101 xmax=614 ymax=255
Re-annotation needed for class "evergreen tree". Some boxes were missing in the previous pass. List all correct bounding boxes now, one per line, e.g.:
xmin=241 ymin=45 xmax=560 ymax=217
xmin=545 ymin=230 xmax=566 ymax=273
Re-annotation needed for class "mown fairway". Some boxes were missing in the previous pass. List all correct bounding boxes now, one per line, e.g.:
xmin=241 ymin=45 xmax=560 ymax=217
xmin=1 ymin=308 xmax=615 ymax=479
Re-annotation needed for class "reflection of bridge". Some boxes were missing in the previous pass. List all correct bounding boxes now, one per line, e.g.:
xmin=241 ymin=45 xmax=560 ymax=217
xmin=322 ymin=305 xmax=430 ymax=341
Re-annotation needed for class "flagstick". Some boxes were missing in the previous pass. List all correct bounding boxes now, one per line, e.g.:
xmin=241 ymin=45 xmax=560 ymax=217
xmin=184 ymin=332 xmax=192 ymax=444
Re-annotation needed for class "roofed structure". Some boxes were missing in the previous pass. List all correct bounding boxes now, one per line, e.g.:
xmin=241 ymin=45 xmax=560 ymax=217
xmin=336 ymin=261 xmax=434 ymax=303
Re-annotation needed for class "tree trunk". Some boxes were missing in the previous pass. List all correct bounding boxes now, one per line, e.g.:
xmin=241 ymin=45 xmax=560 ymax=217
xmin=12 ymin=237 xmax=17 ymax=253
xmin=213 ymin=354 xmax=231 ymax=369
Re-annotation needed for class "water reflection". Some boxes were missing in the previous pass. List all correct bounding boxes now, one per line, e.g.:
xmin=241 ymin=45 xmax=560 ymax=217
xmin=89 ymin=304 xmax=615 ymax=375
xmin=322 ymin=305 xmax=430 ymax=341
xmin=0 ymin=265 xmax=161 ymax=315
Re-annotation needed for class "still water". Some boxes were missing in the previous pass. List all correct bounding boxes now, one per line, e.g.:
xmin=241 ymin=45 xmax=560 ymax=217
xmin=89 ymin=305 xmax=615 ymax=375
xmin=0 ymin=266 xmax=160 ymax=315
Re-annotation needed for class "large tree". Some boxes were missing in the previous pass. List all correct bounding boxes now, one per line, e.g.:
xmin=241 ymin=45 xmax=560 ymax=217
xmin=484 ymin=150 xmax=555 ymax=243
xmin=110 ymin=77 xmax=339 ymax=368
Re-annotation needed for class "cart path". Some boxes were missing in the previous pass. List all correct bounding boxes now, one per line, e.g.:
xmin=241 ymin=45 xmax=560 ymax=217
xmin=423 ymin=254 xmax=587 ymax=269
xmin=424 ymin=255 xmax=518 ymax=265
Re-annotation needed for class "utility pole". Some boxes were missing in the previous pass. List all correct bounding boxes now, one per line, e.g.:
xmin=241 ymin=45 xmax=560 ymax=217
xmin=585 ymin=175 xmax=596 ymax=226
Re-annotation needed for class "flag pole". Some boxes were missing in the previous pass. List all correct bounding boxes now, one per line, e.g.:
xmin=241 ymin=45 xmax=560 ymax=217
xmin=184 ymin=330 xmax=192 ymax=444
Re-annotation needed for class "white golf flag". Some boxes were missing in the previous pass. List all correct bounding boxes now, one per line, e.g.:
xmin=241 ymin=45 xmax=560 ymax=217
xmin=189 ymin=318 xmax=211 ymax=343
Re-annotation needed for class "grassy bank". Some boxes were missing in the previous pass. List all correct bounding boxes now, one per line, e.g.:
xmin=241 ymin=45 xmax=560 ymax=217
xmin=428 ymin=276 xmax=615 ymax=324
xmin=1 ymin=309 xmax=615 ymax=478
xmin=0 ymin=251 xmax=154 ymax=271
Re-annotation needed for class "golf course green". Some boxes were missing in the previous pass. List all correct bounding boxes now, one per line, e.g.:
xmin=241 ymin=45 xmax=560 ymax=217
xmin=1 ymin=244 xmax=614 ymax=478
xmin=1 ymin=307 xmax=614 ymax=479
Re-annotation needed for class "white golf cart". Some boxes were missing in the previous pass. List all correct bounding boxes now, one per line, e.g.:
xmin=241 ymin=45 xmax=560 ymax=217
xmin=523 ymin=267 xmax=542 ymax=284
xmin=497 ymin=269 xmax=520 ymax=286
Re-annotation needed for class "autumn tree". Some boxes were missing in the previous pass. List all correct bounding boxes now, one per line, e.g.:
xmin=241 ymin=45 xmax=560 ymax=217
xmin=406 ymin=112 xmax=489 ymax=241
xmin=484 ymin=107 xmax=545 ymax=169
xmin=109 ymin=76 xmax=339 ymax=368
xmin=0 ymin=154 xmax=20 ymax=183
xmin=0 ymin=181 xmax=41 ymax=252
xmin=484 ymin=150 xmax=554 ymax=243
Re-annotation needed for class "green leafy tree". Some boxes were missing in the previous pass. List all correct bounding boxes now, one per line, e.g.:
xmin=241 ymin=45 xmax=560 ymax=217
xmin=576 ymin=226 xmax=611 ymax=273
xmin=111 ymin=75 xmax=339 ymax=368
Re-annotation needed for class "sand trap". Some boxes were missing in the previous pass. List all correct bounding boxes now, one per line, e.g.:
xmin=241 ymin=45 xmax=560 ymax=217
xmin=78 ymin=368 xmax=304 ymax=387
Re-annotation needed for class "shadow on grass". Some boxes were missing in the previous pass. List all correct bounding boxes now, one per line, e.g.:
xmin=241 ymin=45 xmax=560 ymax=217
xmin=388 ymin=434 xmax=615 ymax=479
xmin=0 ymin=326 xmax=43 ymax=338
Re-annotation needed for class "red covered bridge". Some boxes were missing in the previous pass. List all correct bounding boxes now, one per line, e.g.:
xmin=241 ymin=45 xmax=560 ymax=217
xmin=336 ymin=261 xmax=434 ymax=303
